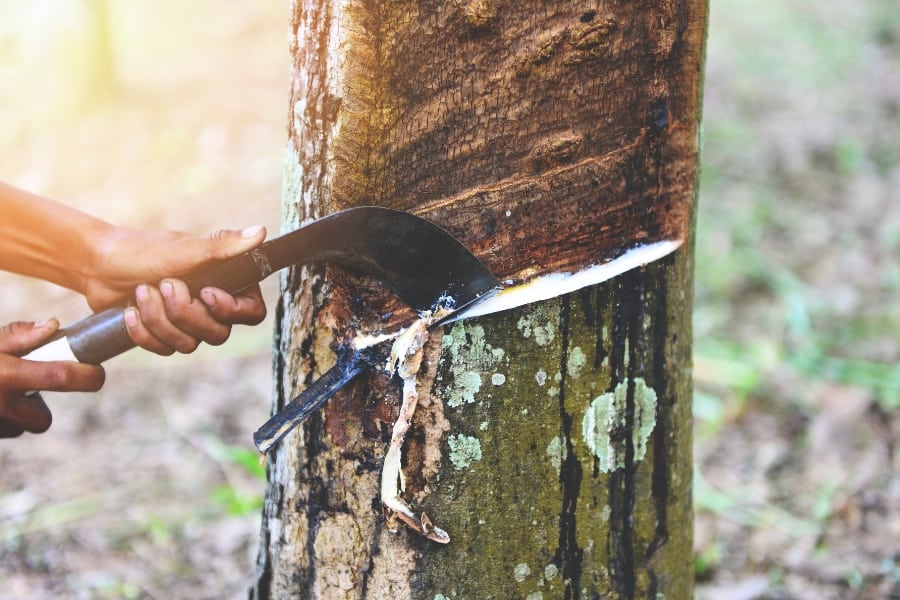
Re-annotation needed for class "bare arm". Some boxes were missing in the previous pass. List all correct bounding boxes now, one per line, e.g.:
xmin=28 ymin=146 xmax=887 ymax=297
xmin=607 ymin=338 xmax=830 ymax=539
xmin=0 ymin=182 xmax=111 ymax=293
xmin=0 ymin=182 xmax=269 ymax=437
xmin=0 ymin=182 xmax=267 ymax=350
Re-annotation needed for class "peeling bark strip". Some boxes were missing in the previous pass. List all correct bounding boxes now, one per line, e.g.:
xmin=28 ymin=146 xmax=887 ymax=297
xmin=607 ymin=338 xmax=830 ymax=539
xmin=253 ymin=0 xmax=704 ymax=598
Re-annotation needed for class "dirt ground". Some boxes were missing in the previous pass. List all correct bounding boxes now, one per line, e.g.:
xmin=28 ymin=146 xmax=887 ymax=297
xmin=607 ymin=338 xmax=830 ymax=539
xmin=0 ymin=1 xmax=897 ymax=599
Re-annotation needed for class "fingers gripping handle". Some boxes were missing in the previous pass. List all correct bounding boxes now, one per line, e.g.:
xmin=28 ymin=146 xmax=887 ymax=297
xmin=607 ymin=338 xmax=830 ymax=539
xmin=24 ymin=250 xmax=267 ymax=364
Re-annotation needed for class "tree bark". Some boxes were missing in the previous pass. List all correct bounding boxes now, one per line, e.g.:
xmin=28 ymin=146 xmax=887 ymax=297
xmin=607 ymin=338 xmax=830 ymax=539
xmin=253 ymin=1 xmax=706 ymax=598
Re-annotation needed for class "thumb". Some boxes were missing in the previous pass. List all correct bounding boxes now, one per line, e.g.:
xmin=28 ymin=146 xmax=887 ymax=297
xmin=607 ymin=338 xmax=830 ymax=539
xmin=0 ymin=320 xmax=60 ymax=355
xmin=195 ymin=225 xmax=267 ymax=263
xmin=161 ymin=226 xmax=267 ymax=278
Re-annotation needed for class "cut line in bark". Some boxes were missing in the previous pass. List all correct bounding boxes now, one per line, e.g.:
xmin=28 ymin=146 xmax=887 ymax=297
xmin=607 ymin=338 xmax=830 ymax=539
xmin=448 ymin=239 xmax=683 ymax=322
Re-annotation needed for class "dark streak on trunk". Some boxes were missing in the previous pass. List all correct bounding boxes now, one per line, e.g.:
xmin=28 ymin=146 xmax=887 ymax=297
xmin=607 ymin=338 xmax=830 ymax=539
xmin=607 ymin=269 xmax=647 ymax=599
xmin=555 ymin=295 xmax=584 ymax=599
xmin=251 ymin=507 xmax=273 ymax=600
xmin=647 ymin=262 xmax=672 ymax=597
xmin=357 ymin=517 xmax=382 ymax=597
xmin=299 ymin=414 xmax=326 ymax=598
xmin=250 ymin=284 xmax=291 ymax=600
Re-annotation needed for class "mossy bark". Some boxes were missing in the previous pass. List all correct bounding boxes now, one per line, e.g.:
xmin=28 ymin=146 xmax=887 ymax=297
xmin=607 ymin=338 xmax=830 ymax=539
xmin=253 ymin=0 xmax=705 ymax=598
xmin=414 ymin=257 xmax=695 ymax=599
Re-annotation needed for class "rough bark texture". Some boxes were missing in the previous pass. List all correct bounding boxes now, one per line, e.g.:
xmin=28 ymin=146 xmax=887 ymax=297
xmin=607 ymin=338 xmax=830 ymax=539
xmin=253 ymin=0 xmax=706 ymax=598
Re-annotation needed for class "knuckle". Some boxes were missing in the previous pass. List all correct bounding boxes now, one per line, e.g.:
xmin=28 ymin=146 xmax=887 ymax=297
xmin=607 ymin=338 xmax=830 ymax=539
xmin=88 ymin=366 xmax=106 ymax=391
xmin=206 ymin=328 xmax=231 ymax=347
xmin=251 ymin=302 xmax=268 ymax=323
xmin=163 ymin=299 xmax=190 ymax=322
xmin=176 ymin=338 xmax=200 ymax=354
xmin=1 ymin=321 xmax=26 ymax=336
xmin=31 ymin=412 xmax=52 ymax=434
xmin=43 ymin=365 xmax=73 ymax=389
xmin=207 ymin=229 xmax=232 ymax=260
xmin=141 ymin=307 xmax=166 ymax=329
xmin=0 ymin=321 xmax=30 ymax=351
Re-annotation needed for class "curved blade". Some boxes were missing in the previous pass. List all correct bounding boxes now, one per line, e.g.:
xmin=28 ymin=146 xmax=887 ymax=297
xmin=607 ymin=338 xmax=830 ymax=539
xmin=27 ymin=207 xmax=500 ymax=365
xmin=190 ymin=206 xmax=501 ymax=314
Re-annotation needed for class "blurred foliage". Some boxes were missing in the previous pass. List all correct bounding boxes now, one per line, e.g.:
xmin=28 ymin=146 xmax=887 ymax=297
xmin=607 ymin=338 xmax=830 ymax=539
xmin=200 ymin=436 xmax=265 ymax=516
xmin=694 ymin=0 xmax=900 ymax=423
xmin=210 ymin=485 xmax=264 ymax=517
xmin=693 ymin=1 xmax=899 ymax=594
xmin=694 ymin=469 xmax=820 ymax=537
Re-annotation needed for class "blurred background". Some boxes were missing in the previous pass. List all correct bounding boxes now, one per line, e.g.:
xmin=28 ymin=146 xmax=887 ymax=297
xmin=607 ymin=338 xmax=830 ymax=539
xmin=1 ymin=2 xmax=286 ymax=598
xmin=695 ymin=1 xmax=897 ymax=598
xmin=0 ymin=0 xmax=897 ymax=598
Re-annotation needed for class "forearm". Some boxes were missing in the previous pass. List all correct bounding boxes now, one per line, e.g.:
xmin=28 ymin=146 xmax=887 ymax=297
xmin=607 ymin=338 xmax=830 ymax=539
xmin=0 ymin=183 xmax=113 ymax=294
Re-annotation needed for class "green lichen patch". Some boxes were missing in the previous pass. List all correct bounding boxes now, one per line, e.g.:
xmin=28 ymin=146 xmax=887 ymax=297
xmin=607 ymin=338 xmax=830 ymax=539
xmin=441 ymin=322 xmax=505 ymax=408
xmin=581 ymin=377 xmax=658 ymax=472
xmin=452 ymin=371 xmax=483 ymax=408
xmin=516 ymin=308 xmax=557 ymax=346
xmin=545 ymin=435 xmax=567 ymax=474
xmin=567 ymin=346 xmax=587 ymax=378
xmin=447 ymin=434 xmax=483 ymax=470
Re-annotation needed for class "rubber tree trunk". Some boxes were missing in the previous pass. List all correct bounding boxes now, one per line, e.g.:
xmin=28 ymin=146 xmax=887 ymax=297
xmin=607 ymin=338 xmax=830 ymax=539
xmin=252 ymin=1 xmax=706 ymax=598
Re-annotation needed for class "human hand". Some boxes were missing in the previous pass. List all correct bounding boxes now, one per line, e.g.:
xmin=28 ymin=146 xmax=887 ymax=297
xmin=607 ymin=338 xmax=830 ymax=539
xmin=0 ymin=320 xmax=105 ymax=438
xmin=83 ymin=226 xmax=269 ymax=356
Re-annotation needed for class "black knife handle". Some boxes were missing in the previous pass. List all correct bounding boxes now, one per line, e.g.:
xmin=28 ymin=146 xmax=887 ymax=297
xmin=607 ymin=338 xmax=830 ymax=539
xmin=32 ymin=248 xmax=271 ymax=365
